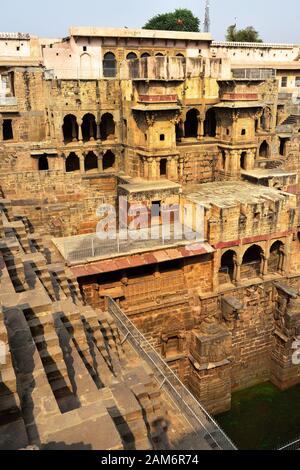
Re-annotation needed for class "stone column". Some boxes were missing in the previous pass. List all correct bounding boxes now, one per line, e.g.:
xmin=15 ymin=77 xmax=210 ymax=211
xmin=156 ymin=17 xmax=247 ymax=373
xmin=197 ymin=116 xmax=204 ymax=140
xmin=77 ymin=119 xmax=83 ymax=142
xmin=156 ymin=158 xmax=161 ymax=179
xmin=97 ymin=152 xmax=103 ymax=172
xmin=89 ymin=119 xmax=95 ymax=141
xmin=179 ymin=120 xmax=185 ymax=140
xmin=172 ymin=157 xmax=179 ymax=181
xmin=230 ymin=150 xmax=240 ymax=174
xmin=148 ymin=158 xmax=155 ymax=179
xmin=261 ymin=255 xmax=269 ymax=277
xmin=166 ymin=157 xmax=172 ymax=179
xmin=224 ymin=150 xmax=230 ymax=173
xmin=143 ymin=157 xmax=149 ymax=179
xmin=279 ymin=247 xmax=286 ymax=273
xmin=245 ymin=149 xmax=255 ymax=171
xmin=235 ymin=262 xmax=242 ymax=285
xmin=96 ymin=122 xmax=101 ymax=141
xmin=79 ymin=152 xmax=85 ymax=173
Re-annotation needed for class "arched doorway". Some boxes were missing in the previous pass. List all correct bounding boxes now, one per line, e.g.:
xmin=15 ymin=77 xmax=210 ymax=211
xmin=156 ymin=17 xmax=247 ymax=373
xmin=38 ymin=155 xmax=49 ymax=171
xmin=279 ymin=137 xmax=289 ymax=157
xmin=219 ymin=250 xmax=236 ymax=284
xmin=269 ymin=241 xmax=284 ymax=273
xmin=184 ymin=109 xmax=199 ymax=138
xmin=204 ymin=109 xmax=217 ymax=137
xmin=84 ymin=151 xmax=98 ymax=172
xmin=242 ymin=245 xmax=263 ymax=279
xmin=103 ymin=150 xmax=115 ymax=171
xmin=82 ymin=114 xmax=97 ymax=142
xmin=62 ymin=114 xmax=78 ymax=143
xmin=66 ymin=153 xmax=80 ymax=173
xmin=160 ymin=159 xmax=167 ymax=177
xmin=141 ymin=52 xmax=150 ymax=58
xmin=100 ymin=113 xmax=115 ymax=141
xmin=240 ymin=151 xmax=247 ymax=170
xmin=259 ymin=141 xmax=270 ymax=158
xmin=103 ymin=52 xmax=117 ymax=78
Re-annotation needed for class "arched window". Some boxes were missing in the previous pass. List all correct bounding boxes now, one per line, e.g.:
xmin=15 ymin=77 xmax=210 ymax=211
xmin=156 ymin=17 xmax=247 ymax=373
xmin=103 ymin=150 xmax=116 ymax=171
xmin=242 ymin=245 xmax=263 ymax=278
xmin=66 ymin=152 xmax=80 ymax=173
xmin=82 ymin=113 xmax=97 ymax=142
xmin=219 ymin=250 xmax=236 ymax=284
xmin=84 ymin=151 xmax=98 ymax=172
xmin=141 ymin=52 xmax=150 ymax=58
xmin=126 ymin=52 xmax=137 ymax=60
xmin=100 ymin=113 xmax=115 ymax=141
xmin=103 ymin=52 xmax=117 ymax=78
xmin=259 ymin=140 xmax=270 ymax=158
xmin=62 ymin=114 xmax=78 ymax=143
xmin=269 ymin=241 xmax=284 ymax=273
xmin=160 ymin=159 xmax=167 ymax=177
xmin=184 ymin=109 xmax=199 ymax=138
xmin=176 ymin=53 xmax=185 ymax=57
xmin=204 ymin=108 xmax=217 ymax=137
xmin=38 ymin=155 xmax=49 ymax=171
xmin=155 ymin=53 xmax=164 ymax=57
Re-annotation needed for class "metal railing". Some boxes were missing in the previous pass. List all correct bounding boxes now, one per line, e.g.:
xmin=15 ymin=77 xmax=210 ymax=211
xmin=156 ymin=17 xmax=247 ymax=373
xmin=107 ymin=296 xmax=237 ymax=451
xmin=278 ymin=437 xmax=300 ymax=450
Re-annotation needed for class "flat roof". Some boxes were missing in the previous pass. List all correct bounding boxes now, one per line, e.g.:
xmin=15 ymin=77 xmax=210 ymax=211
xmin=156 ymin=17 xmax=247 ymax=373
xmin=184 ymin=181 xmax=293 ymax=209
xmin=212 ymin=41 xmax=298 ymax=48
xmin=242 ymin=169 xmax=297 ymax=179
xmin=69 ymin=26 xmax=213 ymax=42
xmin=119 ymin=178 xmax=181 ymax=194
xmin=213 ymin=101 xmax=263 ymax=109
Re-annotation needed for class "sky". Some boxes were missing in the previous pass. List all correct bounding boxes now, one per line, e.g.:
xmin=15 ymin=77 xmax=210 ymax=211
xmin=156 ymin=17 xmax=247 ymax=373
xmin=0 ymin=0 xmax=299 ymax=43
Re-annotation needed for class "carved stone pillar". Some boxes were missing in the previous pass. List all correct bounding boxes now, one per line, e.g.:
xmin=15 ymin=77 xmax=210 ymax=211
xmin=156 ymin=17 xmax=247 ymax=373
xmin=245 ymin=149 xmax=255 ymax=171
xmin=224 ymin=150 xmax=230 ymax=173
xmin=77 ymin=119 xmax=82 ymax=142
xmin=148 ymin=158 xmax=155 ymax=179
xmin=97 ymin=152 xmax=103 ymax=172
xmin=197 ymin=116 xmax=204 ymax=140
xmin=261 ymin=255 xmax=269 ymax=277
xmin=96 ymin=122 xmax=101 ymax=141
xmin=171 ymin=157 xmax=179 ymax=181
xmin=89 ymin=119 xmax=95 ymax=141
xmin=230 ymin=150 xmax=240 ymax=174
xmin=143 ymin=157 xmax=149 ymax=179
xmin=279 ymin=247 xmax=286 ymax=273
xmin=79 ymin=152 xmax=85 ymax=173
xmin=235 ymin=261 xmax=242 ymax=285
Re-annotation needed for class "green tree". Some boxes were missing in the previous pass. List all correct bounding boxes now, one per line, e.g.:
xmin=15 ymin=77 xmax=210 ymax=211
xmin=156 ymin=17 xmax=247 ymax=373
xmin=143 ymin=9 xmax=200 ymax=32
xmin=226 ymin=25 xmax=263 ymax=43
